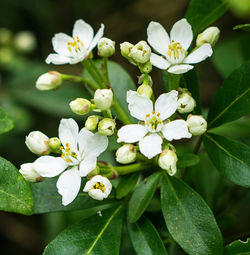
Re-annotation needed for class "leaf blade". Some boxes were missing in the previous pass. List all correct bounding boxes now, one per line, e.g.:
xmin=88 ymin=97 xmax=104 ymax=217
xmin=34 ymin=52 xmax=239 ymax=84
xmin=0 ymin=107 xmax=14 ymax=134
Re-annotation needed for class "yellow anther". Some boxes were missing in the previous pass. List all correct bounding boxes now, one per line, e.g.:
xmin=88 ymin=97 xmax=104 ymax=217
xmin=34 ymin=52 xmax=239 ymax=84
xmin=157 ymin=112 xmax=160 ymax=117
xmin=92 ymin=182 xmax=105 ymax=192
xmin=66 ymin=158 xmax=70 ymax=163
xmin=146 ymin=113 xmax=150 ymax=118
xmin=65 ymin=142 xmax=69 ymax=147
xmin=152 ymin=111 xmax=155 ymax=114
xmin=60 ymin=146 xmax=63 ymax=150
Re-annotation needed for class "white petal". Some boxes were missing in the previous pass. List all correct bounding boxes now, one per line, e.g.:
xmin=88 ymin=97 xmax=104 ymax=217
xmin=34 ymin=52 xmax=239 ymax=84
xmin=139 ymin=134 xmax=162 ymax=159
xmin=52 ymin=33 xmax=72 ymax=56
xmin=45 ymin=53 xmax=70 ymax=65
xmin=88 ymin=24 xmax=105 ymax=52
xmin=59 ymin=118 xmax=79 ymax=150
xmin=56 ymin=167 xmax=81 ymax=206
xmin=33 ymin=156 xmax=67 ymax=177
xmin=162 ymin=119 xmax=192 ymax=141
xmin=183 ymin=43 xmax=213 ymax=64
xmin=79 ymin=156 xmax=97 ymax=177
xmin=150 ymin=53 xmax=170 ymax=70
xmin=87 ymin=189 xmax=105 ymax=200
xmin=127 ymin=90 xmax=153 ymax=120
xmin=167 ymin=64 xmax=194 ymax=74
xmin=73 ymin=19 xmax=94 ymax=48
xmin=117 ymin=124 xmax=148 ymax=143
xmin=155 ymin=90 xmax=178 ymax=120
xmin=170 ymin=18 xmax=193 ymax=50
xmin=147 ymin=21 xmax=170 ymax=56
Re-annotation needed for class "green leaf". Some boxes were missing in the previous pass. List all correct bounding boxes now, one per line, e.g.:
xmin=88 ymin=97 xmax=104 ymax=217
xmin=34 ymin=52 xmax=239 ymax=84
xmin=43 ymin=205 xmax=124 ymax=255
xmin=185 ymin=0 xmax=228 ymax=35
xmin=203 ymin=133 xmax=250 ymax=187
xmin=0 ymin=107 xmax=14 ymax=134
xmin=0 ymin=156 xmax=33 ymax=215
xmin=234 ymin=24 xmax=250 ymax=32
xmin=161 ymin=174 xmax=223 ymax=255
xmin=116 ymin=173 xmax=140 ymax=199
xmin=207 ymin=61 xmax=250 ymax=129
xmin=128 ymin=215 xmax=168 ymax=255
xmin=224 ymin=238 xmax=250 ymax=254
xmin=128 ymin=172 xmax=161 ymax=223
xmin=177 ymin=152 xmax=200 ymax=169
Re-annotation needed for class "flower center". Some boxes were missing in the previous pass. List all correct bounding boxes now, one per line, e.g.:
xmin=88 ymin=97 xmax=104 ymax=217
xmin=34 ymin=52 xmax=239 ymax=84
xmin=60 ymin=142 xmax=79 ymax=165
xmin=145 ymin=111 xmax=163 ymax=133
xmin=67 ymin=36 xmax=85 ymax=53
xmin=91 ymin=182 xmax=105 ymax=192
xmin=166 ymin=40 xmax=187 ymax=64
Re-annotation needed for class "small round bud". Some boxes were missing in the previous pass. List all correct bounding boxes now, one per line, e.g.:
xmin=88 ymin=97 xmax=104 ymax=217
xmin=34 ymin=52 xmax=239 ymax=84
xmin=49 ymin=137 xmax=61 ymax=151
xmin=36 ymin=71 xmax=62 ymax=91
xmin=94 ymin=89 xmax=113 ymax=110
xmin=177 ymin=92 xmax=196 ymax=114
xmin=116 ymin=144 xmax=136 ymax=164
xmin=19 ymin=163 xmax=42 ymax=182
xmin=85 ymin=115 xmax=99 ymax=131
xmin=25 ymin=131 xmax=50 ymax=155
xmin=14 ymin=31 xmax=36 ymax=53
xmin=129 ymin=41 xmax=151 ymax=64
xmin=137 ymin=84 xmax=153 ymax=99
xmin=69 ymin=98 xmax=91 ymax=115
xmin=97 ymin=37 xmax=115 ymax=57
xmin=138 ymin=62 xmax=152 ymax=74
xmin=98 ymin=118 xmax=116 ymax=136
xmin=0 ymin=28 xmax=12 ymax=45
xmin=158 ymin=150 xmax=178 ymax=176
xmin=120 ymin=42 xmax=134 ymax=58
xmin=196 ymin=27 xmax=220 ymax=47
xmin=186 ymin=115 xmax=207 ymax=136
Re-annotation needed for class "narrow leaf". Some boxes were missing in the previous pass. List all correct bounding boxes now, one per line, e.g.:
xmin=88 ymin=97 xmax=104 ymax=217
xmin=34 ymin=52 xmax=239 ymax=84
xmin=224 ymin=238 xmax=250 ymax=254
xmin=0 ymin=107 xmax=14 ymax=134
xmin=233 ymin=24 xmax=250 ymax=32
xmin=177 ymin=152 xmax=200 ymax=169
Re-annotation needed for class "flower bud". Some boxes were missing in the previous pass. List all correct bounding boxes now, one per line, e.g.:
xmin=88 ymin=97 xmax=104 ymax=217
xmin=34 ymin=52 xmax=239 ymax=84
xmin=94 ymin=89 xmax=113 ymax=110
xmin=196 ymin=27 xmax=220 ymax=47
xmin=36 ymin=71 xmax=62 ymax=91
xmin=0 ymin=28 xmax=12 ymax=45
xmin=98 ymin=118 xmax=116 ymax=136
xmin=14 ymin=31 xmax=36 ymax=53
xmin=158 ymin=150 xmax=178 ymax=176
xmin=129 ymin=41 xmax=151 ymax=64
xmin=177 ymin=92 xmax=196 ymax=114
xmin=186 ymin=115 xmax=207 ymax=136
xmin=49 ymin=137 xmax=61 ymax=151
xmin=137 ymin=84 xmax=153 ymax=99
xmin=97 ymin=37 xmax=115 ymax=57
xmin=19 ymin=163 xmax=42 ymax=182
xmin=69 ymin=98 xmax=91 ymax=115
xmin=25 ymin=131 xmax=50 ymax=155
xmin=138 ymin=62 xmax=152 ymax=74
xmin=116 ymin=144 xmax=136 ymax=164
xmin=85 ymin=115 xmax=99 ymax=131
xmin=120 ymin=42 xmax=134 ymax=58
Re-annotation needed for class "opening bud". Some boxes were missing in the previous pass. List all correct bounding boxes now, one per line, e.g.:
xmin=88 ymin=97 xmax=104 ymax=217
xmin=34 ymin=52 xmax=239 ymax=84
xmin=69 ymin=98 xmax=91 ymax=115
xmin=196 ymin=27 xmax=220 ymax=47
xmin=137 ymin=84 xmax=153 ymax=99
xmin=94 ymin=89 xmax=113 ymax=110
xmin=116 ymin=144 xmax=136 ymax=164
xmin=129 ymin=41 xmax=151 ymax=64
xmin=120 ymin=42 xmax=134 ymax=58
xmin=98 ymin=37 xmax=115 ymax=57
xmin=19 ymin=163 xmax=43 ymax=182
xmin=138 ymin=62 xmax=152 ymax=74
xmin=177 ymin=91 xmax=196 ymax=114
xmin=158 ymin=149 xmax=178 ymax=176
xmin=36 ymin=71 xmax=62 ymax=91
xmin=186 ymin=114 xmax=207 ymax=136
xmin=49 ymin=137 xmax=61 ymax=151
xmin=98 ymin=118 xmax=116 ymax=136
xmin=85 ymin=115 xmax=99 ymax=131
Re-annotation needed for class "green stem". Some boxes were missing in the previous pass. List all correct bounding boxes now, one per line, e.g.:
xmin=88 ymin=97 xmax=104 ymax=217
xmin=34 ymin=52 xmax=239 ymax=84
xmin=82 ymin=60 xmax=103 ymax=88
xmin=112 ymin=97 xmax=131 ymax=125
xmin=103 ymin=57 xmax=110 ymax=84
xmin=88 ymin=59 xmax=106 ymax=88
xmin=193 ymin=136 xmax=202 ymax=154
xmin=113 ymin=162 xmax=153 ymax=175
xmin=166 ymin=72 xmax=181 ymax=91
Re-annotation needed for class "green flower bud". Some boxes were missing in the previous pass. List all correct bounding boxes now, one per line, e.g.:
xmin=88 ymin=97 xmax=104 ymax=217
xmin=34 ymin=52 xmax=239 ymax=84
xmin=49 ymin=137 xmax=61 ymax=151
xmin=69 ymin=98 xmax=91 ymax=115
xmin=158 ymin=149 xmax=178 ymax=176
xmin=129 ymin=41 xmax=151 ymax=64
xmin=177 ymin=92 xmax=196 ymax=114
xmin=138 ymin=62 xmax=152 ymax=74
xmin=98 ymin=37 xmax=115 ymax=57
xmin=196 ymin=27 xmax=220 ymax=47
xmin=137 ymin=84 xmax=153 ymax=99
xmin=0 ymin=28 xmax=12 ymax=45
xmin=98 ymin=118 xmax=116 ymax=136
xmin=186 ymin=114 xmax=207 ymax=136
xmin=116 ymin=144 xmax=136 ymax=164
xmin=36 ymin=71 xmax=62 ymax=91
xmin=94 ymin=89 xmax=113 ymax=110
xmin=85 ymin=115 xmax=99 ymax=131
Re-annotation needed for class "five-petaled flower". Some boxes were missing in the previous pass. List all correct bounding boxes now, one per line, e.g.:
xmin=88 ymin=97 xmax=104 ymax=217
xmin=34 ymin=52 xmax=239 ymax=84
xmin=33 ymin=118 xmax=108 ymax=205
xmin=46 ymin=19 xmax=104 ymax=65
xmin=147 ymin=18 xmax=213 ymax=74
xmin=117 ymin=90 xmax=192 ymax=159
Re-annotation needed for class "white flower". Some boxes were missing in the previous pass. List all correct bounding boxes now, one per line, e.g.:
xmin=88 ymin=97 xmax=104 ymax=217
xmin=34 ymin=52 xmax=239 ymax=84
xmin=36 ymin=71 xmax=62 ymax=91
xmin=33 ymin=118 xmax=108 ymax=206
xmin=117 ymin=90 xmax=192 ymax=159
xmin=147 ymin=18 xmax=213 ymax=74
xmin=94 ymin=89 xmax=113 ymax=110
xmin=186 ymin=114 xmax=207 ymax=136
xmin=129 ymin=41 xmax=151 ymax=64
xmin=46 ymin=19 xmax=104 ymax=65
xmin=19 ymin=163 xmax=41 ymax=182
xmin=83 ymin=175 xmax=112 ymax=200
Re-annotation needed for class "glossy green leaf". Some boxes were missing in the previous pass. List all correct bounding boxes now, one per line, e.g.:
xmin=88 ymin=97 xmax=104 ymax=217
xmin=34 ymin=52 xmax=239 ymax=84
xmin=177 ymin=152 xmax=200 ymax=169
xmin=0 ymin=156 xmax=33 ymax=215
xmin=224 ymin=238 xmax=250 ymax=254
xmin=43 ymin=205 xmax=124 ymax=255
xmin=207 ymin=61 xmax=250 ymax=129
xmin=128 ymin=172 xmax=161 ymax=223
xmin=161 ymin=173 xmax=223 ymax=255
xmin=203 ymin=133 xmax=250 ymax=187
xmin=234 ymin=24 xmax=250 ymax=32
xmin=0 ymin=107 xmax=14 ymax=134
xmin=128 ymin=215 xmax=168 ymax=255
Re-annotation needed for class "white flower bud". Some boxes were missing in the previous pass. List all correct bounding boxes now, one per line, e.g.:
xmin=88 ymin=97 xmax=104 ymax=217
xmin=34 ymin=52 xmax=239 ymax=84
xmin=19 ymin=163 xmax=42 ymax=182
xmin=196 ymin=27 xmax=220 ymax=47
xmin=120 ymin=42 xmax=134 ymax=58
xmin=83 ymin=175 xmax=112 ymax=200
xmin=98 ymin=37 xmax=115 ymax=57
xmin=116 ymin=144 xmax=136 ymax=164
xmin=158 ymin=150 xmax=178 ymax=176
xmin=25 ymin=131 xmax=50 ymax=155
xmin=94 ymin=89 xmax=113 ymax=110
xmin=36 ymin=71 xmax=62 ymax=91
xmin=49 ymin=137 xmax=61 ymax=151
xmin=129 ymin=41 xmax=151 ymax=64
xmin=14 ymin=31 xmax=36 ymax=53
xmin=98 ymin=118 xmax=116 ymax=136
xmin=69 ymin=98 xmax=91 ymax=115
xmin=85 ymin=115 xmax=99 ymax=131
xmin=177 ymin=92 xmax=196 ymax=114
xmin=186 ymin=115 xmax=207 ymax=136
xmin=137 ymin=84 xmax=153 ymax=99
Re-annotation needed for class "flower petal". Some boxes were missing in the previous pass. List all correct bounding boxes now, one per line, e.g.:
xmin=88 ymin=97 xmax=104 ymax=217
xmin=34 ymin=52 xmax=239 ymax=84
xmin=117 ymin=124 xmax=148 ymax=143
xmin=150 ymin=53 xmax=170 ymax=70
xmin=127 ymin=90 xmax=153 ymax=120
xmin=183 ymin=43 xmax=213 ymax=64
xmin=52 ymin=33 xmax=72 ymax=56
xmin=56 ymin=167 xmax=81 ymax=206
xmin=167 ymin=64 xmax=193 ymax=74
xmin=162 ymin=119 xmax=192 ymax=141
xmin=88 ymin=24 xmax=105 ymax=52
xmin=45 ymin=53 xmax=70 ymax=65
xmin=79 ymin=156 xmax=97 ymax=177
xmin=33 ymin=156 xmax=67 ymax=177
xmin=155 ymin=90 xmax=178 ymax=120
xmin=139 ymin=134 xmax=162 ymax=159
xmin=59 ymin=118 xmax=79 ymax=150
xmin=170 ymin=18 xmax=193 ymax=50
xmin=147 ymin=21 xmax=170 ymax=56
xmin=73 ymin=19 xmax=94 ymax=49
